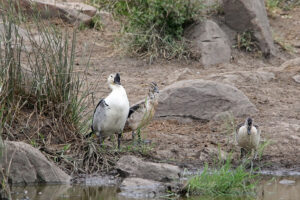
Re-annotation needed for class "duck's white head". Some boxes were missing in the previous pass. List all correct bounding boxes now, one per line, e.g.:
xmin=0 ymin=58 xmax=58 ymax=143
xmin=107 ymin=73 xmax=121 ymax=89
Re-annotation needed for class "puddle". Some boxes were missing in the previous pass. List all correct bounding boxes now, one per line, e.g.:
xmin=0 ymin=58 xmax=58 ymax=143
xmin=11 ymin=176 xmax=300 ymax=200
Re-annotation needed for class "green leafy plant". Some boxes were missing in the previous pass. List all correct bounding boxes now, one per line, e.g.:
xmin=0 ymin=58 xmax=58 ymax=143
xmin=267 ymin=0 xmax=300 ymax=11
xmin=91 ymin=0 xmax=205 ymax=61
xmin=235 ymin=31 xmax=259 ymax=52
xmin=257 ymin=139 xmax=272 ymax=160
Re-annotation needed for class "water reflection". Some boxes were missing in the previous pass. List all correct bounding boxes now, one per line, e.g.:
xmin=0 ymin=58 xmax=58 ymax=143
xmin=11 ymin=176 xmax=300 ymax=200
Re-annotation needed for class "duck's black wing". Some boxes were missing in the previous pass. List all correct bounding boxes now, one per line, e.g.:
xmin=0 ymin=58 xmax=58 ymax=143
xmin=85 ymin=99 xmax=108 ymax=138
xmin=128 ymin=102 xmax=144 ymax=118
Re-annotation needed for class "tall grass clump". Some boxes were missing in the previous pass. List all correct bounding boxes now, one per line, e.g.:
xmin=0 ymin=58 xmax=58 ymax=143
xmin=185 ymin=160 xmax=258 ymax=198
xmin=0 ymin=1 xmax=91 ymax=174
xmin=92 ymin=0 xmax=205 ymax=61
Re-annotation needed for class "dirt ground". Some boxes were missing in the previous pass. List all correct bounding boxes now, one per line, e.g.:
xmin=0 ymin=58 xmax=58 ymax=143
xmin=52 ymin=4 xmax=300 ymax=171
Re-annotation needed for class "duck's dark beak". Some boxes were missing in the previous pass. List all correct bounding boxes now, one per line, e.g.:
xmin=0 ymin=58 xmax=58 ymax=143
xmin=114 ymin=73 xmax=121 ymax=85
xmin=247 ymin=126 xmax=251 ymax=135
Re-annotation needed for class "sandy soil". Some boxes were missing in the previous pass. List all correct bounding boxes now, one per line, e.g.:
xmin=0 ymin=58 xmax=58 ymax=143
xmin=66 ymin=4 xmax=300 ymax=172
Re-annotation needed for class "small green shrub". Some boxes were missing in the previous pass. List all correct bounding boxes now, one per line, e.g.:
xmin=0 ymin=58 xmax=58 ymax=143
xmin=92 ymin=0 xmax=205 ymax=60
xmin=266 ymin=0 xmax=283 ymax=11
xmin=235 ymin=31 xmax=258 ymax=52
xmin=267 ymin=0 xmax=300 ymax=11
xmin=186 ymin=161 xmax=258 ymax=197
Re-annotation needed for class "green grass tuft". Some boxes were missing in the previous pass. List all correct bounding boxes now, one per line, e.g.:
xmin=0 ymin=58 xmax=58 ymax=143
xmin=186 ymin=160 xmax=258 ymax=198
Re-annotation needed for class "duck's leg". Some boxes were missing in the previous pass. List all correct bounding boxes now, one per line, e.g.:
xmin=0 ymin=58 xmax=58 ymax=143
xmin=240 ymin=148 xmax=246 ymax=159
xmin=96 ymin=132 xmax=103 ymax=148
xmin=137 ymin=129 xmax=141 ymax=145
xmin=132 ymin=131 xmax=136 ymax=140
xmin=253 ymin=149 xmax=258 ymax=160
xmin=117 ymin=131 xmax=122 ymax=149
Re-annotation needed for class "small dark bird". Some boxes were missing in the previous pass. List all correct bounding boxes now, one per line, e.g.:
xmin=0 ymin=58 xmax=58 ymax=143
xmin=124 ymin=82 xmax=159 ymax=143
xmin=87 ymin=73 xmax=129 ymax=149
xmin=236 ymin=117 xmax=261 ymax=159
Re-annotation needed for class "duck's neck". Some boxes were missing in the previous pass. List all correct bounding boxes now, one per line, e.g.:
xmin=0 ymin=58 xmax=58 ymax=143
xmin=109 ymin=84 xmax=121 ymax=91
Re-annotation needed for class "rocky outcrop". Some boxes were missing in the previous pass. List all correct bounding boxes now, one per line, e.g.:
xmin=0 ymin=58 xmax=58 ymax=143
xmin=268 ymin=58 xmax=300 ymax=82
xmin=156 ymin=79 xmax=257 ymax=121
xmin=116 ymin=155 xmax=180 ymax=182
xmin=8 ymin=0 xmax=97 ymax=25
xmin=0 ymin=141 xmax=71 ymax=185
xmin=208 ymin=71 xmax=275 ymax=86
xmin=119 ymin=178 xmax=167 ymax=199
xmin=223 ymin=0 xmax=275 ymax=56
xmin=185 ymin=20 xmax=231 ymax=66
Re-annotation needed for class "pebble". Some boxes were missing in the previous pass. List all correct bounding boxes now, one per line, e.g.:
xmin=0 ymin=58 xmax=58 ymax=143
xmin=279 ymin=179 xmax=295 ymax=185
xmin=292 ymin=74 xmax=300 ymax=83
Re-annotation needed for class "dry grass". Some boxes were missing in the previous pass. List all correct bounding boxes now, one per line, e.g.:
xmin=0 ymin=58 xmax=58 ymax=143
xmin=0 ymin=1 xmax=125 ymax=176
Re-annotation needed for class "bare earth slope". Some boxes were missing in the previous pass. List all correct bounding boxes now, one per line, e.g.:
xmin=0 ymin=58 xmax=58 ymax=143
xmin=73 ymin=6 xmax=300 ymax=171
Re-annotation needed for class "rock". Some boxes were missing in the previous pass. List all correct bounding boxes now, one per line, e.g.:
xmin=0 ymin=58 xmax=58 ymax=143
xmin=167 ymin=68 xmax=194 ymax=84
xmin=278 ymin=57 xmax=300 ymax=71
xmin=185 ymin=20 xmax=231 ymax=66
xmin=9 ymin=0 xmax=95 ymax=25
xmin=279 ymin=179 xmax=296 ymax=185
xmin=96 ymin=10 xmax=114 ymax=28
xmin=119 ymin=178 xmax=166 ymax=199
xmin=156 ymin=79 xmax=257 ymax=121
xmin=77 ymin=175 xmax=119 ymax=186
xmin=60 ymin=2 xmax=97 ymax=17
xmin=116 ymin=155 xmax=180 ymax=182
xmin=0 ymin=141 xmax=71 ymax=185
xmin=292 ymin=74 xmax=300 ymax=83
xmin=208 ymin=71 xmax=275 ymax=85
xmin=269 ymin=58 xmax=300 ymax=81
xmin=223 ymin=0 xmax=275 ymax=56
xmin=198 ymin=147 xmax=229 ymax=162
xmin=0 ymin=22 xmax=44 ymax=52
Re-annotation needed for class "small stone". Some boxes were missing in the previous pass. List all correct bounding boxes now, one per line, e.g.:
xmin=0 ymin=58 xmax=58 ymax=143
xmin=24 ymin=190 xmax=28 ymax=194
xmin=279 ymin=179 xmax=295 ymax=185
xmin=116 ymin=155 xmax=180 ymax=182
xmin=38 ymin=192 xmax=42 ymax=195
xmin=292 ymin=74 xmax=300 ymax=83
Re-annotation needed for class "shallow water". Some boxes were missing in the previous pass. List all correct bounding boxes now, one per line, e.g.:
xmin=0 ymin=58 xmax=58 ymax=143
xmin=11 ymin=176 xmax=300 ymax=200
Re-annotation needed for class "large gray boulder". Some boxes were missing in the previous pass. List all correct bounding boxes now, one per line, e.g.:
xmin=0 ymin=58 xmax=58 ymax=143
xmin=156 ymin=79 xmax=257 ymax=121
xmin=0 ymin=141 xmax=71 ymax=185
xmin=185 ymin=20 xmax=231 ymax=66
xmin=7 ymin=0 xmax=96 ymax=25
xmin=116 ymin=155 xmax=180 ymax=182
xmin=223 ymin=0 xmax=275 ymax=56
